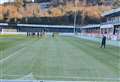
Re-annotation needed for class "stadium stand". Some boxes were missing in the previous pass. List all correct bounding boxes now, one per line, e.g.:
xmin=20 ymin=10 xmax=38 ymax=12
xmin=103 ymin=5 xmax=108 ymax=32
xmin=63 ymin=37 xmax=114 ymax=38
xmin=0 ymin=23 xmax=81 ymax=33
xmin=101 ymin=7 xmax=120 ymax=40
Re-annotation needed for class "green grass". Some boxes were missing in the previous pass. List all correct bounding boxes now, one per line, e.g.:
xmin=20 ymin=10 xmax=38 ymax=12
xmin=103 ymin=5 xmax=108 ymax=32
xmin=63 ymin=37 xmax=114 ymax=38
xmin=0 ymin=35 xmax=120 ymax=81
xmin=0 ymin=34 xmax=38 ymax=60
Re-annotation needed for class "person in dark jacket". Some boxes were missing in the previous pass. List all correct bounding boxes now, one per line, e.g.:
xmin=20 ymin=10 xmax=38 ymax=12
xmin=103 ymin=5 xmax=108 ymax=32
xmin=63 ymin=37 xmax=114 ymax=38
xmin=52 ymin=32 xmax=55 ymax=38
xmin=27 ymin=32 xmax=29 ymax=36
xmin=101 ymin=35 xmax=107 ymax=48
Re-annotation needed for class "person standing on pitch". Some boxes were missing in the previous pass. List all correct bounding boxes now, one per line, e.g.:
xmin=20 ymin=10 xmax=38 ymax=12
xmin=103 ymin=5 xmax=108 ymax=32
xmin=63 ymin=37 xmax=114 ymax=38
xmin=37 ymin=32 xmax=40 ymax=38
xmin=27 ymin=32 xmax=28 ymax=36
xmin=101 ymin=35 xmax=107 ymax=48
xmin=52 ymin=32 xmax=54 ymax=38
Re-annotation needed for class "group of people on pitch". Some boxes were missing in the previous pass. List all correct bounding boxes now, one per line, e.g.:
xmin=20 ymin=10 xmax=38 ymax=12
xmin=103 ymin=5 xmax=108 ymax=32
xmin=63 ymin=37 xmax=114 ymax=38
xmin=27 ymin=32 xmax=45 ymax=37
xmin=27 ymin=31 xmax=57 ymax=38
xmin=27 ymin=31 xmax=107 ymax=48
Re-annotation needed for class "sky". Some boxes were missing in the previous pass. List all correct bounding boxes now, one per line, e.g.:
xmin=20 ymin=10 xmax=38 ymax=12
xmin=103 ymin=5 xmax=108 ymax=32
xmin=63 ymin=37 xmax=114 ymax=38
xmin=0 ymin=0 xmax=11 ymax=4
xmin=0 ymin=0 xmax=34 ymax=4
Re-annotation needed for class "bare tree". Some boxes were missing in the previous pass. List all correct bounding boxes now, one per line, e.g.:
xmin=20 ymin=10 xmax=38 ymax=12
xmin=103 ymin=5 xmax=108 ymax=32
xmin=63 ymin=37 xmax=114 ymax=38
xmin=13 ymin=0 xmax=24 ymax=22
xmin=33 ymin=3 xmax=40 ymax=17
xmin=113 ymin=0 xmax=120 ymax=9
xmin=81 ymin=0 xmax=87 ymax=25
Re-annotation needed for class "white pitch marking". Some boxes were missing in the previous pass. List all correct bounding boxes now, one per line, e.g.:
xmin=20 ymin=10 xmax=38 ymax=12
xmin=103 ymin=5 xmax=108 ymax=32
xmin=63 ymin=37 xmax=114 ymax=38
xmin=18 ymin=73 xmax=34 ymax=80
xmin=0 ymin=47 xmax=25 ymax=63
xmin=1 ymin=74 xmax=119 ymax=81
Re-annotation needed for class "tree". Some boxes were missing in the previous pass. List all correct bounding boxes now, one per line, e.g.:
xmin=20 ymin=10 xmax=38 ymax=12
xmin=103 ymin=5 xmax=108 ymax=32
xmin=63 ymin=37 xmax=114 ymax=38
xmin=0 ymin=6 xmax=4 ymax=20
xmin=15 ymin=0 xmax=24 ymax=8
xmin=13 ymin=0 xmax=24 ymax=22
xmin=96 ymin=0 xmax=105 ymax=5
xmin=33 ymin=3 xmax=40 ymax=17
xmin=113 ymin=0 xmax=120 ymax=9
xmin=0 ymin=15 xmax=3 ymax=20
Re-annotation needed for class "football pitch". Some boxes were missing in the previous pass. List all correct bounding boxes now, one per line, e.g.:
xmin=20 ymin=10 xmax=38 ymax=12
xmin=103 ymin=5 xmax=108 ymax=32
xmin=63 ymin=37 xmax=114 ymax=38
xmin=0 ymin=35 xmax=120 ymax=81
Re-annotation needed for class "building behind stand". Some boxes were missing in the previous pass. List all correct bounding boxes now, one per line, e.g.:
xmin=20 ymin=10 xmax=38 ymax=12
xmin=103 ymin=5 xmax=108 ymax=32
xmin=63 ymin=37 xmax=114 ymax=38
xmin=101 ymin=7 xmax=120 ymax=40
